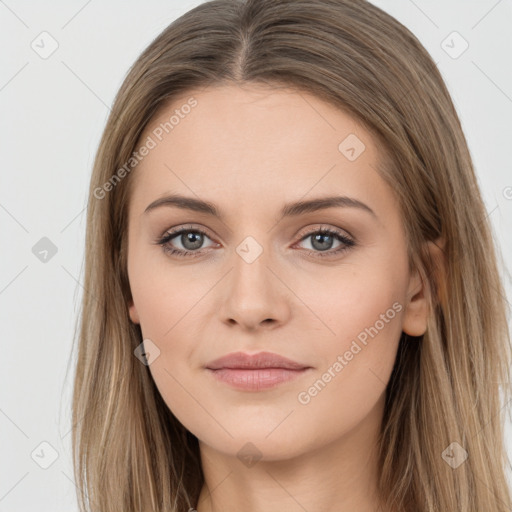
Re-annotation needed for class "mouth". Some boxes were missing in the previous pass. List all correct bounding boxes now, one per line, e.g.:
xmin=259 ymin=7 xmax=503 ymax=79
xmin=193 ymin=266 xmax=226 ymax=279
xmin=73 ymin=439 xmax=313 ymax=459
xmin=205 ymin=351 xmax=312 ymax=391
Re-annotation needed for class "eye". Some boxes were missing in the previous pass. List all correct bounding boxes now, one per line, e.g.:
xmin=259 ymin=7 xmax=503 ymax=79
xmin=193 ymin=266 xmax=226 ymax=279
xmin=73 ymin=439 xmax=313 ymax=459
xmin=155 ymin=225 xmax=218 ymax=258
xmin=294 ymin=226 xmax=355 ymax=258
xmin=154 ymin=224 xmax=356 ymax=259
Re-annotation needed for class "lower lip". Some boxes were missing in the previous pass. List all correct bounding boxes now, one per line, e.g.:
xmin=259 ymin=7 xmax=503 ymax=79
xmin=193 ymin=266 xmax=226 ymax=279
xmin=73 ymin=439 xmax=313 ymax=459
xmin=206 ymin=368 xmax=310 ymax=391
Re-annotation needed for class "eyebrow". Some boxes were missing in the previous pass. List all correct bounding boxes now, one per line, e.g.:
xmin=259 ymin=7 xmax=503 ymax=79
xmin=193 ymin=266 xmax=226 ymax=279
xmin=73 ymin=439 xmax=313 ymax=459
xmin=144 ymin=193 xmax=376 ymax=220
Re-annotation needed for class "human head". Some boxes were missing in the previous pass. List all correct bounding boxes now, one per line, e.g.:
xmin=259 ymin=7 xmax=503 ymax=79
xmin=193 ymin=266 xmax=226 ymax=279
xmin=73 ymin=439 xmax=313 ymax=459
xmin=72 ymin=1 xmax=512 ymax=511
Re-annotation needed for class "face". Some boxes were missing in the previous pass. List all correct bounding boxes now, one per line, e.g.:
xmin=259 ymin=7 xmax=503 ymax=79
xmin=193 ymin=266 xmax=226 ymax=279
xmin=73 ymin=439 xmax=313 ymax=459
xmin=126 ymin=83 xmax=428 ymax=461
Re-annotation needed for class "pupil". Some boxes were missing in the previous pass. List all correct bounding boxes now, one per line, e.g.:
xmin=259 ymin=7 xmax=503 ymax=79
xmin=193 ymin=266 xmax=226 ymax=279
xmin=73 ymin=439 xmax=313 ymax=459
xmin=182 ymin=231 xmax=203 ymax=250
xmin=312 ymin=233 xmax=333 ymax=251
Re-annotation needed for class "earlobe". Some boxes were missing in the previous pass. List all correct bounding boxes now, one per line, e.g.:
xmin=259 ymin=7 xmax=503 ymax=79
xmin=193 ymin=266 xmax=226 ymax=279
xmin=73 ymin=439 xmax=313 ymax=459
xmin=402 ymin=268 xmax=429 ymax=337
xmin=402 ymin=238 xmax=446 ymax=337
xmin=128 ymin=300 xmax=140 ymax=324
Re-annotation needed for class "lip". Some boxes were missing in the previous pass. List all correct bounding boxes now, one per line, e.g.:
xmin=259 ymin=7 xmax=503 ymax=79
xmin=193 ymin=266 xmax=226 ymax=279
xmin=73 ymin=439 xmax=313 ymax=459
xmin=205 ymin=351 xmax=312 ymax=391
xmin=205 ymin=351 xmax=309 ymax=370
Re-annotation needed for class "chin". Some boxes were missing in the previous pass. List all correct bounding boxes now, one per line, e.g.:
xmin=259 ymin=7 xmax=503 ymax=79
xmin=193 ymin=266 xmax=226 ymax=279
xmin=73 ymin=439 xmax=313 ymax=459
xmin=194 ymin=421 xmax=317 ymax=463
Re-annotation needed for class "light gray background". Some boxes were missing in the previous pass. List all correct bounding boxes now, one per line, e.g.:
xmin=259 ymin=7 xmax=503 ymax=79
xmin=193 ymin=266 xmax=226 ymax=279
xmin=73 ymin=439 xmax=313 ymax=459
xmin=1 ymin=1 xmax=511 ymax=510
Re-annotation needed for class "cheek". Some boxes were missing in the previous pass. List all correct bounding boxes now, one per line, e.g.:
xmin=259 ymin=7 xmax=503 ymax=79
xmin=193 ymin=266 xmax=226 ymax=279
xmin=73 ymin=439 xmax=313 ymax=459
xmin=290 ymin=288 xmax=403 ymax=450
xmin=128 ymin=254 xmax=210 ymax=409
xmin=291 ymin=257 xmax=406 ymax=414
xmin=326 ymin=273 xmax=404 ymax=352
xmin=128 ymin=247 xmax=207 ymax=340
xmin=129 ymin=265 xmax=206 ymax=431
xmin=299 ymin=292 xmax=403 ymax=403
xmin=293 ymin=251 xmax=407 ymax=350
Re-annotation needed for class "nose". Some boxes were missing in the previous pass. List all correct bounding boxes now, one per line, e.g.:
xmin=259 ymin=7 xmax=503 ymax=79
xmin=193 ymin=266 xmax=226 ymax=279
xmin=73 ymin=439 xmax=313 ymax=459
xmin=219 ymin=242 xmax=292 ymax=331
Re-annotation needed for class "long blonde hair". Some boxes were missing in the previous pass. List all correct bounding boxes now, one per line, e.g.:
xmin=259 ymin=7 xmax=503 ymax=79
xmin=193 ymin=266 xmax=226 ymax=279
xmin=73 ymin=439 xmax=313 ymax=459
xmin=71 ymin=0 xmax=512 ymax=510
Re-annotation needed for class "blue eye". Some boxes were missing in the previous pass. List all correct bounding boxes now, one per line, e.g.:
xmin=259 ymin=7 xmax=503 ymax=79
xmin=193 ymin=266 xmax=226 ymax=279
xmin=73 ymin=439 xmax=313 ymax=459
xmin=155 ymin=226 xmax=216 ymax=258
xmin=154 ymin=225 xmax=355 ymax=259
xmin=296 ymin=228 xmax=355 ymax=258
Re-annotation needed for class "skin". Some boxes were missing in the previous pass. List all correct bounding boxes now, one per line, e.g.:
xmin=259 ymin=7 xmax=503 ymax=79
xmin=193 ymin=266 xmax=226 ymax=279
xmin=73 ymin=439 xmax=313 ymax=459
xmin=126 ymin=83 xmax=432 ymax=512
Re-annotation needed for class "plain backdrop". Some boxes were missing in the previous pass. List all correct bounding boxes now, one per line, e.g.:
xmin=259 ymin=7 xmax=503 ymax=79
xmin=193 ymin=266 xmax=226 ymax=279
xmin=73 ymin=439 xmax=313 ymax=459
xmin=1 ymin=1 xmax=511 ymax=510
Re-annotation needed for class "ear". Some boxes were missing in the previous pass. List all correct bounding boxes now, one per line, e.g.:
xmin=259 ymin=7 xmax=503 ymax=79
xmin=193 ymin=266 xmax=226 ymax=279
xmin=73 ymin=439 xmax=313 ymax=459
xmin=402 ymin=238 xmax=445 ymax=337
xmin=128 ymin=299 xmax=140 ymax=324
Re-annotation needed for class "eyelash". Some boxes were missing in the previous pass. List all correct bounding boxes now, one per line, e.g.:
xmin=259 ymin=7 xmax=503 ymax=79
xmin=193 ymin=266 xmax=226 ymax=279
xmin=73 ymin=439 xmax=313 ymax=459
xmin=154 ymin=224 xmax=356 ymax=259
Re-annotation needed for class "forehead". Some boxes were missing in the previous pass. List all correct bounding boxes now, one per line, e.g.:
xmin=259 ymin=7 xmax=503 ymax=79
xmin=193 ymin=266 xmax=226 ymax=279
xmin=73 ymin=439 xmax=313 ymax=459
xmin=129 ymin=83 xmax=390 ymax=215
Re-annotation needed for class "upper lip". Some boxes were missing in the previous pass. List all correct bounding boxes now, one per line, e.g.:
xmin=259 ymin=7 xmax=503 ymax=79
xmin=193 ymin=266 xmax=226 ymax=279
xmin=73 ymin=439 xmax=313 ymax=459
xmin=205 ymin=351 xmax=310 ymax=370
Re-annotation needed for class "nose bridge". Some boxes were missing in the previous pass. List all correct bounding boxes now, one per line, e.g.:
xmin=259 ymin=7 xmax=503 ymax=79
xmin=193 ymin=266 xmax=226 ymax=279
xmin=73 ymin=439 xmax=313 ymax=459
xmin=231 ymin=233 xmax=274 ymax=298
xmin=219 ymin=231 xmax=290 ymax=329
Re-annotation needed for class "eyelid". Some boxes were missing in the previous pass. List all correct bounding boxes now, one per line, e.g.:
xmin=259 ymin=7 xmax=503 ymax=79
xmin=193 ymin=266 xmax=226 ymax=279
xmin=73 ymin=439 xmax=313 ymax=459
xmin=291 ymin=225 xmax=355 ymax=258
xmin=158 ymin=224 xmax=219 ymax=248
xmin=294 ymin=223 xmax=355 ymax=242
xmin=158 ymin=223 xmax=353 ymax=245
xmin=155 ymin=222 xmax=356 ymax=258
xmin=160 ymin=223 xmax=214 ymax=238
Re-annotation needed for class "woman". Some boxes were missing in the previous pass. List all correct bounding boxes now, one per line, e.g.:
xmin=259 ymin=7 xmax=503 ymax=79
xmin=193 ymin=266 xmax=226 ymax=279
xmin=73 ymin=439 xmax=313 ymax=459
xmin=71 ymin=0 xmax=512 ymax=510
